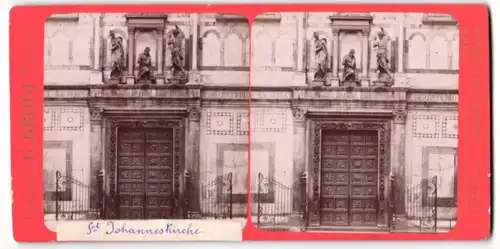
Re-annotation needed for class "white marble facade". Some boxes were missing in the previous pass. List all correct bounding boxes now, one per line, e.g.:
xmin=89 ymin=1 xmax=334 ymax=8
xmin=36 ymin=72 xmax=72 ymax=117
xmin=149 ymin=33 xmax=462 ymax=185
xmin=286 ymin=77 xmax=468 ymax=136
xmin=44 ymin=12 xmax=458 ymax=230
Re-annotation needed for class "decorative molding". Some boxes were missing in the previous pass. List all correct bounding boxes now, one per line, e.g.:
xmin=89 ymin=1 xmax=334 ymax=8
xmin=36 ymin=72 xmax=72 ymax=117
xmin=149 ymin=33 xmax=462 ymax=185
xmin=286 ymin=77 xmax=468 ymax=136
xmin=292 ymin=108 xmax=307 ymax=122
xmin=90 ymin=106 xmax=104 ymax=122
xmin=44 ymin=107 xmax=85 ymax=131
xmin=187 ymin=106 xmax=201 ymax=121
xmin=105 ymin=119 xmax=184 ymax=219
xmin=393 ymin=109 xmax=407 ymax=124
xmin=310 ymin=120 xmax=390 ymax=226
xmin=411 ymin=115 xmax=440 ymax=138
xmin=442 ymin=116 xmax=458 ymax=139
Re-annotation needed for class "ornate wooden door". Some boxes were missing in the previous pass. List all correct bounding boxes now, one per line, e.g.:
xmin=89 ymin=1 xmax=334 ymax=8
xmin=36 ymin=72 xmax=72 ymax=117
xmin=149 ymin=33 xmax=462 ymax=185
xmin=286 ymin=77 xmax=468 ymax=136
xmin=320 ymin=130 xmax=379 ymax=226
xmin=117 ymin=128 xmax=175 ymax=219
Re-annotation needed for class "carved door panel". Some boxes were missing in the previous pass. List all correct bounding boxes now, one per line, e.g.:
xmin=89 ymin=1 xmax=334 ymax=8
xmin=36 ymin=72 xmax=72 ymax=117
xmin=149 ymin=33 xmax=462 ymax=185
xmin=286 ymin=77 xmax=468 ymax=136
xmin=117 ymin=128 xmax=174 ymax=219
xmin=349 ymin=131 xmax=378 ymax=226
xmin=320 ymin=130 xmax=378 ymax=226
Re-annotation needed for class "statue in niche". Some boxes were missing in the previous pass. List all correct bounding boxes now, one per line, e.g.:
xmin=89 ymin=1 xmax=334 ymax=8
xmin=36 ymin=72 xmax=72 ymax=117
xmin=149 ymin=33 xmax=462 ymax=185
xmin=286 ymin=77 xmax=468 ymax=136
xmin=313 ymin=32 xmax=328 ymax=82
xmin=341 ymin=49 xmax=360 ymax=87
xmin=137 ymin=47 xmax=153 ymax=82
xmin=373 ymin=27 xmax=393 ymax=85
xmin=109 ymin=31 xmax=125 ymax=81
xmin=167 ymin=25 xmax=188 ymax=82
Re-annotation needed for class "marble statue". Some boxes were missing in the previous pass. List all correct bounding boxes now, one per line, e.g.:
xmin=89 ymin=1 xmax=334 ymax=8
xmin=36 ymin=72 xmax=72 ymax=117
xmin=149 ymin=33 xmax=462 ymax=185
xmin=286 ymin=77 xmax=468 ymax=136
xmin=313 ymin=32 xmax=328 ymax=82
xmin=109 ymin=31 xmax=125 ymax=79
xmin=168 ymin=25 xmax=187 ymax=78
xmin=373 ymin=27 xmax=393 ymax=84
xmin=341 ymin=49 xmax=360 ymax=86
xmin=137 ymin=47 xmax=152 ymax=80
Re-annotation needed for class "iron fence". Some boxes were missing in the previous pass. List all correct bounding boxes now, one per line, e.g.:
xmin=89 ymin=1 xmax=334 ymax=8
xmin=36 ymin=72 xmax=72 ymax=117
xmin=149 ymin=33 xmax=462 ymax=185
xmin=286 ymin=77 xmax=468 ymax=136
xmin=197 ymin=173 xmax=233 ymax=219
xmin=402 ymin=176 xmax=438 ymax=232
xmin=51 ymin=170 xmax=103 ymax=221
xmin=256 ymin=172 xmax=307 ymax=231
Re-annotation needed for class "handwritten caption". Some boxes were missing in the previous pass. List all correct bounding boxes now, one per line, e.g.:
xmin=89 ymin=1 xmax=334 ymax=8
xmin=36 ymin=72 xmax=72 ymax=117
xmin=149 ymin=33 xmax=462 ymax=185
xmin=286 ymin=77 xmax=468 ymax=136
xmin=57 ymin=220 xmax=243 ymax=241
xmin=86 ymin=221 xmax=202 ymax=236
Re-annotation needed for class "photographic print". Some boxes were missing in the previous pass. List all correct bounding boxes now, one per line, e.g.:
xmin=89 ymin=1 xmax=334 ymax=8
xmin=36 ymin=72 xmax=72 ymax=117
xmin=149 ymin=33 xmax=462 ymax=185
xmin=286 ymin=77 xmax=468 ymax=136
xmin=250 ymin=12 xmax=459 ymax=233
xmin=10 ymin=4 xmax=490 ymax=242
xmin=43 ymin=13 xmax=250 ymax=231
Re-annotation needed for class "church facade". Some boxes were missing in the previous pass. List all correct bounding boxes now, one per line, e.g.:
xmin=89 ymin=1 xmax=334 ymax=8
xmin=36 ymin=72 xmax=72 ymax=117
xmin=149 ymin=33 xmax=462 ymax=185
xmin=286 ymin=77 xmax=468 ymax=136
xmin=43 ymin=12 xmax=458 ymax=232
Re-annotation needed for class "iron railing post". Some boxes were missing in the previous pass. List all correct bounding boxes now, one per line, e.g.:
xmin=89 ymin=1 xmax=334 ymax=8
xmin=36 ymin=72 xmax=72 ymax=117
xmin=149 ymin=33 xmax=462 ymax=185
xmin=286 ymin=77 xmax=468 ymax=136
xmin=228 ymin=172 xmax=233 ymax=219
xmin=257 ymin=173 xmax=262 ymax=228
xmin=55 ymin=170 xmax=61 ymax=221
xmin=184 ymin=171 xmax=191 ymax=219
xmin=433 ymin=176 xmax=438 ymax=232
xmin=389 ymin=173 xmax=396 ymax=230
xmin=300 ymin=172 xmax=307 ymax=229
xmin=97 ymin=171 xmax=104 ymax=219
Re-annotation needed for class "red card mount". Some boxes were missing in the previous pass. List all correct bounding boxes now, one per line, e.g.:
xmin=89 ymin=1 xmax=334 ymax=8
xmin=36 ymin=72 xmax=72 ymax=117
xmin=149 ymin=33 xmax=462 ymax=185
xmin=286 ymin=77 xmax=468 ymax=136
xmin=9 ymin=4 xmax=490 ymax=242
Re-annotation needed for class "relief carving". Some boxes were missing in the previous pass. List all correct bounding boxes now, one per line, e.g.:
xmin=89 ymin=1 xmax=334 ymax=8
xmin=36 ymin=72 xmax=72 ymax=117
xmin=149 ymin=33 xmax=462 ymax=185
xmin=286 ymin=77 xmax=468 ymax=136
xmin=393 ymin=109 xmax=407 ymax=124
xmin=90 ymin=106 xmax=104 ymax=121
xmin=292 ymin=108 xmax=307 ymax=122
xmin=187 ymin=106 xmax=201 ymax=121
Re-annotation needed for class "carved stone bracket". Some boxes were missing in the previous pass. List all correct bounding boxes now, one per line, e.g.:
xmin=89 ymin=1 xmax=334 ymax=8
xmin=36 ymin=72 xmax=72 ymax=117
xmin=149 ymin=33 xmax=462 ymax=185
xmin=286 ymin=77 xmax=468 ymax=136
xmin=393 ymin=109 xmax=407 ymax=124
xmin=332 ymin=28 xmax=340 ymax=36
xmin=90 ymin=106 xmax=104 ymax=122
xmin=292 ymin=108 xmax=307 ymax=122
xmin=361 ymin=28 xmax=370 ymax=36
xmin=187 ymin=106 xmax=201 ymax=121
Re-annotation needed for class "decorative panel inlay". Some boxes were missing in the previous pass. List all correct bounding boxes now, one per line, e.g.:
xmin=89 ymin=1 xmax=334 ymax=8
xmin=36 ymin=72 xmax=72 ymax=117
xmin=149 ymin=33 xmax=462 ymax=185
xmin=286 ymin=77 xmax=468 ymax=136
xmin=236 ymin=112 xmax=254 ymax=135
xmin=44 ymin=107 xmax=85 ymax=131
xmin=411 ymin=115 xmax=458 ymax=139
xmin=442 ymin=116 xmax=458 ymax=139
xmin=206 ymin=110 xmax=286 ymax=135
xmin=206 ymin=111 xmax=234 ymax=135
xmin=411 ymin=115 xmax=440 ymax=138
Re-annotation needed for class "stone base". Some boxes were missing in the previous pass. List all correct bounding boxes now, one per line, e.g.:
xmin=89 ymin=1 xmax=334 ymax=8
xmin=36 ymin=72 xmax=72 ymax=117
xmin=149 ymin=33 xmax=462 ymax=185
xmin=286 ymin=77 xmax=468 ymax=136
xmin=108 ymin=77 xmax=124 ymax=85
xmin=137 ymin=78 xmax=155 ymax=85
xmin=187 ymin=71 xmax=201 ymax=83
xmin=394 ymin=73 xmax=408 ymax=87
xmin=311 ymin=79 xmax=327 ymax=87
xmin=329 ymin=77 xmax=340 ymax=87
xmin=125 ymin=76 xmax=135 ymax=85
xmin=168 ymin=76 xmax=188 ymax=85
xmin=155 ymin=76 xmax=165 ymax=85
xmin=372 ymin=80 xmax=393 ymax=88
xmin=340 ymin=80 xmax=361 ymax=88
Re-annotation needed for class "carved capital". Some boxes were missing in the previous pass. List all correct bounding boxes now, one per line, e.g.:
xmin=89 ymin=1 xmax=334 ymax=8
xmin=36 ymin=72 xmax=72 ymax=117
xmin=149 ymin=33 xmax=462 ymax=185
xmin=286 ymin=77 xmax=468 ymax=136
xmin=90 ymin=106 xmax=104 ymax=121
xmin=361 ymin=28 xmax=370 ymax=36
xmin=187 ymin=106 xmax=201 ymax=121
xmin=332 ymin=28 xmax=340 ymax=36
xmin=393 ymin=110 xmax=407 ymax=124
xmin=292 ymin=108 xmax=307 ymax=122
xmin=127 ymin=27 xmax=135 ymax=35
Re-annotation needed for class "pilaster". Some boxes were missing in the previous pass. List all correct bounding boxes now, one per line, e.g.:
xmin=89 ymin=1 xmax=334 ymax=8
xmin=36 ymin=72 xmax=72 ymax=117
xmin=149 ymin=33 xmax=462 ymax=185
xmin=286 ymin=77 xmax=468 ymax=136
xmin=186 ymin=106 xmax=201 ymax=217
xmin=392 ymin=109 xmax=407 ymax=215
xmin=89 ymin=106 xmax=104 ymax=209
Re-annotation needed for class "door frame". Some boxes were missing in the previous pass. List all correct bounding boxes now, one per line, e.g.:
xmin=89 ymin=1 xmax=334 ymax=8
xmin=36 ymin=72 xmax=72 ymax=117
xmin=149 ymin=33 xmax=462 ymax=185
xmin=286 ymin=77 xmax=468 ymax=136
xmin=306 ymin=114 xmax=391 ymax=228
xmin=103 ymin=116 xmax=186 ymax=219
